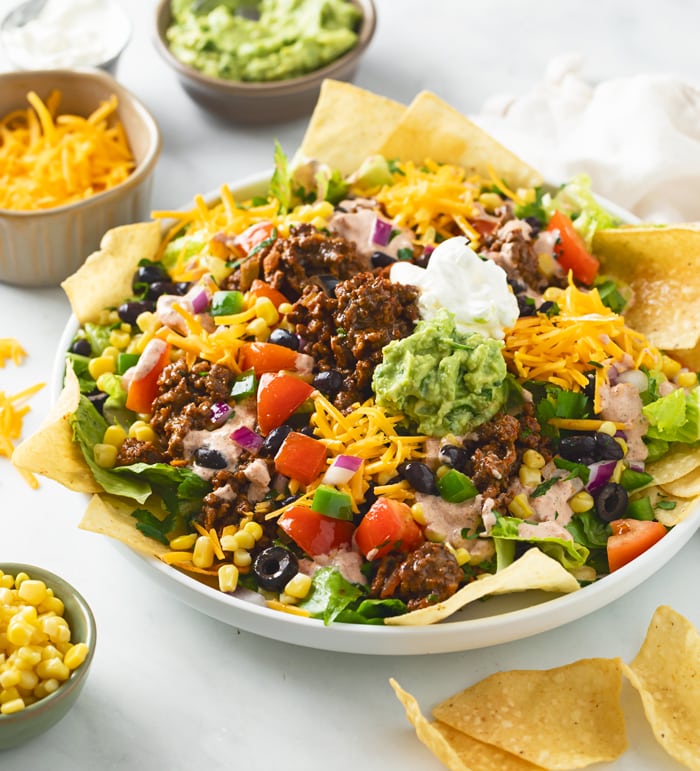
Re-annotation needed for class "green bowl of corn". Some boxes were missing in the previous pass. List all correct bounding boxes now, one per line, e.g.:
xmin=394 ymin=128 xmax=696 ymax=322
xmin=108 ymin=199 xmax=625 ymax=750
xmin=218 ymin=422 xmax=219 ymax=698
xmin=0 ymin=563 xmax=96 ymax=750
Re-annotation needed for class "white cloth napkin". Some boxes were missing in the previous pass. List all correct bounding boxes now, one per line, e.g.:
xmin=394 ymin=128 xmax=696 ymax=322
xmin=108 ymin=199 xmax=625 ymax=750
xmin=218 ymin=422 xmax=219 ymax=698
xmin=472 ymin=55 xmax=700 ymax=223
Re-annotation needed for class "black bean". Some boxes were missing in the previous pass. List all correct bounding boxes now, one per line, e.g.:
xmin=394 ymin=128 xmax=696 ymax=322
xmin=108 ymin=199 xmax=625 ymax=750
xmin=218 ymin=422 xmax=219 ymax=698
xmin=537 ymin=300 xmax=557 ymax=315
xmin=269 ymin=328 xmax=299 ymax=351
xmin=252 ymin=546 xmax=299 ymax=591
xmin=133 ymin=263 xmax=168 ymax=290
xmin=595 ymin=432 xmax=624 ymax=461
xmin=558 ymin=435 xmax=597 ymax=464
xmin=69 ymin=338 xmax=92 ymax=356
xmin=146 ymin=281 xmax=181 ymax=300
xmin=193 ymin=447 xmax=227 ymax=469
xmin=524 ymin=215 xmax=543 ymax=236
xmin=517 ymin=295 xmax=537 ymax=317
xmin=594 ymin=482 xmax=628 ymax=522
xmin=174 ymin=282 xmax=191 ymax=295
xmin=370 ymin=251 xmax=396 ymax=268
xmin=117 ymin=300 xmax=155 ymax=325
xmin=399 ymin=461 xmax=439 ymax=495
xmin=309 ymin=274 xmax=340 ymax=295
xmin=439 ymin=444 xmax=468 ymax=470
xmin=87 ymin=391 xmax=108 ymax=414
xmin=260 ymin=425 xmax=292 ymax=457
xmin=312 ymin=370 xmax=343 ymax=397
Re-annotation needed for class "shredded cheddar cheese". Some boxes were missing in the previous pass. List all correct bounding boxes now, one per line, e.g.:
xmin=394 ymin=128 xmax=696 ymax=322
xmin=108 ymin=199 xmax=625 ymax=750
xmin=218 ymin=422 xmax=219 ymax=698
xmin=0 ymin=338 xmax=27 ymax=367
xmin=0 ymin=90 xmax=135 ymax=211
xmin=503 ymin=278 xmax=661 ymax=412
xmin=1 ymin=382 xmax=45 ymax=489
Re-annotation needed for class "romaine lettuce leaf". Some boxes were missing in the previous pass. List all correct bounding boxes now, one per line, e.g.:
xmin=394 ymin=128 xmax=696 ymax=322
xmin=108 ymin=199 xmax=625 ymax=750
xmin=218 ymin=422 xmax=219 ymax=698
xmin=643 ymin=386 xmax=700 ymax=444
xmin=298 ymin=567 xmax=365 ymax=624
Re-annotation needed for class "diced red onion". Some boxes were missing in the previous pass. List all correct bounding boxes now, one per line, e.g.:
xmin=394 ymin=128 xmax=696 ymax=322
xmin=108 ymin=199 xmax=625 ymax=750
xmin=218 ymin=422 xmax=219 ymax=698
xmin=371 ymin=217 xmax=393 ymax=247
xmin=607 ymin=365 xmax=619 ymax=385
xmin=628 ymin=460 xmax=645 ymax=473
xmin=322 ymin=454 xmax=363 ymax=485
xmin=422 ymin=244 xmax=435 ymax=258
xmin=616 ymin=368 xmax=648 ymax=393
xmin=230 ymin=425 xmax=263 ymax=454
xmin=210 ymin=401 xmax=232 ymax=427
xmin=188 ymin=286 xmax=210 ymax=314
xmin=585 ymin=460 xmax=618 ymax=493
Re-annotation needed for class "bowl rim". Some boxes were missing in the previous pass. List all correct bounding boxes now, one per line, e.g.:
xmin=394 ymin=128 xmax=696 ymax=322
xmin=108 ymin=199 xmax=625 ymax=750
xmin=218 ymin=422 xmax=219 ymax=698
xmin=0 ymin=0 xmax=133 ymax=71
xmin=0 ymin=562 xmax=96 ymax=724
xmin=0 ymin=67 xmax=161 ymax=219
xmin=153 ymin=0 xmax=376 ymax=97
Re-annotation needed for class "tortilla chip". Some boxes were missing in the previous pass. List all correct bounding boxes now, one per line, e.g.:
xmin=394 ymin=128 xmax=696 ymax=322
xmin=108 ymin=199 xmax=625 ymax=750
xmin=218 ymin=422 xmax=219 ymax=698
xmin=79 ymin=493 xmax=169 ymax=558
xmin=295 ymin=80 xmax=406 ymax=176
xmin=385 ymin=548 xmax=579 ymax=626
xmin=378 ymin=91 xmax=542 ymax=190
xmin=61 ymin=220 xmax=162 ymax=324
xmin=659 ymin=466 xmax=700 ymax=499
xmin=433 ymin=658 xmax=627 ymax=769
xmin=11 ymin=364 xmax=100 ymax=493
xmin=389 ymin=679 xmax=543 ymax=771
xmin=646 ymin=444 xmax=700 ymax=486
xmin=635 ymin=485 xmax=699 ymax=527
xmin=622 ymin=606 xmax=700 ymax=770
xmin=593 ymin=225 xmax=700 ymax=351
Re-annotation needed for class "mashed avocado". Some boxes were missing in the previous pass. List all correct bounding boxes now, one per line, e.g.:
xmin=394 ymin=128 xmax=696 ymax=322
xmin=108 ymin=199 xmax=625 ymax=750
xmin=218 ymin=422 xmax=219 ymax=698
xmin=167 ymin=0 xmax=361 ymax=82
xmin=372 ymin=309 xmax=508 ymax=437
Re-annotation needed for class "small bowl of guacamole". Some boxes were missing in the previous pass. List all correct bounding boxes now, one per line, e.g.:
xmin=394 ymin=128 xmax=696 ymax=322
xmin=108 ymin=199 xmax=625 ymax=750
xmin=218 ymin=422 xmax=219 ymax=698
xmin=154 ymin=0 xmax=376 ymax=123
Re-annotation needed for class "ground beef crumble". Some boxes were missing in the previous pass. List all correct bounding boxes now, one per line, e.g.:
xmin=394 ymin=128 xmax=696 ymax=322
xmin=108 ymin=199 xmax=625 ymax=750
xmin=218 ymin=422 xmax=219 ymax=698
xmin=369 ymin=542 xmax=463 ymax=610
xmin=289 ymin=272 xmax=420 ymax=410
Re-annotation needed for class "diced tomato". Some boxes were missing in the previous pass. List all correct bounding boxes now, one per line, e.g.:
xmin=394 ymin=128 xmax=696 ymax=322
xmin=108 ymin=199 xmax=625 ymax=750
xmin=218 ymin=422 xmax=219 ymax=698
xmin=278 ymin=504 xmax=354 ymax=557
xmin=607 ymin=518 xmax=667 ymax=572
xmin=125 ymin=340 xmax=170 ymax=415
xmin=239 ymin=341 xmax=298 ymax=375
xmin=257 ymin=372 xmax=314 ymax=436
xmin=354 ymin=497 xmax=424 ymax=560
xmin=249 ymin=279 xmax=288 ymax=309
xmin=274 ymin=431 xmax=327 ymax=486
xmin=233 ymin=221 xmax=275 ymax=257
xmin=546 ymin=210 xmax=600 ymax=285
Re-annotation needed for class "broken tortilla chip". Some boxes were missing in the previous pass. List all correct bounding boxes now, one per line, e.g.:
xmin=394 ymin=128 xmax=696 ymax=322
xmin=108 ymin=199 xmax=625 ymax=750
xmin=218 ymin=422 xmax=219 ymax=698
xmin=622 ymin=605 xmax=700 ymax=770
xmin=61 ymin=220 xmax=162 ymax=324
xmin=634 ymin=486 xmax=699 ymax=527
xmin=79 ymin=493 xmax=169 ymax=558
xmin=389 ymin=679 xmax=543 ymax=771
xmin=433 ymin=658 xmax=627 ymax=769
xmin=378 ymin=91 xmax=542 ymax=191
xmin=11 ymin=364 xmax=100 ymax=493
xmin=645 ymin=444 xmax=700 ymax=486
xmin=295 ymin=79 xmax=406 ymax=176
xmin=593 ymin=225 xmax=700 ymax=351
xmin=385 ymin=548 xmax=579 ymax=626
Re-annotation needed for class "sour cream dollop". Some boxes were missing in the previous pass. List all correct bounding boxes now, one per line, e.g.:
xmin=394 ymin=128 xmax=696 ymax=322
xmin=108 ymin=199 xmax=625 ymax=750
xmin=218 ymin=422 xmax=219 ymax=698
xmin=389 ymin=236 xmax=519 ymax=340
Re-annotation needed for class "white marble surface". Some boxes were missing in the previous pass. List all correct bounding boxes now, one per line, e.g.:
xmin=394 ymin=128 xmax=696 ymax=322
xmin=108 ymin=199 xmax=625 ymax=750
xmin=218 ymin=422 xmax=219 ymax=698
xmin=2 ymin=1 xmax=700 ymax=768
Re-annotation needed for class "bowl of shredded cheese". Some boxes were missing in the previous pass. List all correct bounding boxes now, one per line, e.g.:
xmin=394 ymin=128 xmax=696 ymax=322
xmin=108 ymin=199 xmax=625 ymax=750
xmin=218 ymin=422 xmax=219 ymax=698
xmin=0 ymin=68 xmax=161 ymax=287
xmin=0 ymin=563 xmax=96 ymax=749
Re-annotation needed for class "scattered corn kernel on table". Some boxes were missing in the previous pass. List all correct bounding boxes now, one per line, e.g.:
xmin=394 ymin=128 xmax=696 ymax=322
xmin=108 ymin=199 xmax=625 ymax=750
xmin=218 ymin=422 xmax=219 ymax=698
xmin=2 ymin=1 xmax=700 ymax=769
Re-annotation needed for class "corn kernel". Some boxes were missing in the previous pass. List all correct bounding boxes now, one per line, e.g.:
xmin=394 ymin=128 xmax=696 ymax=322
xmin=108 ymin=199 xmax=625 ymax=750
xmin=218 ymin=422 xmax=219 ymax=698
xmin=478 ymin=192 xmax=503 ymax=212
xmin=452 ymin=548 xmax=471 ymax=566
xmin=569 ymin=491 xmax=595 ymax=513
xmin=14 ymin=572 xmax=29 ymax=587
xmin=597 ymin=421 xmax=617 ymax=437
xmin=410 ymin=503 xmax=426 ymax=526
xmin=0 ymin=686 xmax=20 ymax=704
xmin=518 ymin=466 xmax=542 ymax=488
xmin=102 ymin=346 xmax=120 ymax=360
xmin=131 ymin=424 xmax=156 ymax=443
xmin=254 ymin=296 xmax=280 ymax=326
xmin=87 ymin=356 xmax=115 ymax=379
xmin=0 ymin=669 xmax=21 ymax=688
xmin=7 ymin=619 xmax=33 ymax=647
xmin=98 ymin=309 xmax=120 ymax=326
xmin=93 ymin=443 xmax=118 ymax=469
xmin=678 ymin=371 xmax=698 ymax=388
xmin=233 ymin=549 xmax=252 ymax=568
xmin=169 ymin=533 xmax=198 ymax=551
xmin=0 ymin=574 xmax=14 ymax=589
xmin=16 ymin=647 xmax=42 ymax=669
xmin=42 ymin=616 xmax=70 ymax=644
xmin=611 ymin=460 xmax=625 ymax=484
xmin=246 ymin=317 xmax=270 ymax=340
xmin=18 ymin=669 xmax=38 ymax=691
xmin=278 ymin=302 xmax=294 ymax=316
xmin=1 ymin=697 xmax=25 ymax=714
xmin=283 ymin=573 xmax=312 ymax=600
xmin=424 ymin=527 xmax=445 ymax=543
xmin=508 ymin=493 xmax=534 ymax=519
xmin=38 ymin=596 xmax=64 ymax=616
xmin=661 ymin=354 xmax=682 ymax=379
xmin=103 ymin=424 xmax=127 ymax=447
xmin=233 ymin=530 xmax=256 ymax=551
xmin=136 ymin=311 xmax=158 ymax=332
xmin=522 ymin=449 xmax=546 ymax=469
xmin=192 ymin=536 xmax=214 ymax=569
xmin=64 ymin=643 xmax=89 ymax=671
xmin=109 ymin=329 xmax=131 ymax=350
xmin=279 ymin=592 xmax=298 ymax=605
xmin=220 ymin=534 xmax=238 ymax=552
xmin=242 ymin=521 xmax=264 ymax=541
xmin=17 ymin=580 xmax=47 ymax=607
xmin=36 ymin=658 xmax=70 ymax=682
xmin=614 ymin=437 xmax=628 ymax=457
xmin=217 ymin=565 xmax=239 ymax=593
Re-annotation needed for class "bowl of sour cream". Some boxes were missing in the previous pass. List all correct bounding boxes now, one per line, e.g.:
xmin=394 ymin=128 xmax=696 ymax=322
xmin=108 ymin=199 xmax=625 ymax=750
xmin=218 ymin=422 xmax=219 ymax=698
xmin=0 ymin=0 xmax=132 ymax=73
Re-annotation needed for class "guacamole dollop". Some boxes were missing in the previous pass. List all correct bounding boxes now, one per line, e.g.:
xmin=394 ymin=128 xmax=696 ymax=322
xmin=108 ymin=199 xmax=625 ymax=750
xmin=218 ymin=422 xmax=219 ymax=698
xmin=167 ymin=0 xmax=361 ymax=83
xmin=372 ymin=310 xmax=508 ymax=437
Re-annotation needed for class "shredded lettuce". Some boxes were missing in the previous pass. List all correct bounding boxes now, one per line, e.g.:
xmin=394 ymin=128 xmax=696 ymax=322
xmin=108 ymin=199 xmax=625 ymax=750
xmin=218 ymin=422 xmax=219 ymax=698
xmin=643 ymin=386 xmax=700 ymax=444
xmin=542 ymin=173 xmax=620 ymax=249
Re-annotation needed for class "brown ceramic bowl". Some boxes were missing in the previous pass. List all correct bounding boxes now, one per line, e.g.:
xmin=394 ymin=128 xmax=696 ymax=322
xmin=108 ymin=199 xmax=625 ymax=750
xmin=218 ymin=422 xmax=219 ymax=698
xmin=0 ymin=69 xmax=161 ymax=287
xmin=154 ymin=0 xmax=376 ymax=124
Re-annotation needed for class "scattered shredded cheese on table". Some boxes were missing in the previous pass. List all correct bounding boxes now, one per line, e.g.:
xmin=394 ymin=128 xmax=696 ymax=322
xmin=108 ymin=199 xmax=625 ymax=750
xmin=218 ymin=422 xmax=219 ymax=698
xmin=0 ymin=89 xmax=135 ymax=211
